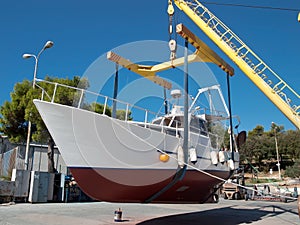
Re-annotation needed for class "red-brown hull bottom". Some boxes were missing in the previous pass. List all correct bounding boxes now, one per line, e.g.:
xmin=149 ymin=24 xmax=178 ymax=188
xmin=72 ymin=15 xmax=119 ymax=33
xmin=70 ymin=167 xmax=231 ymax=203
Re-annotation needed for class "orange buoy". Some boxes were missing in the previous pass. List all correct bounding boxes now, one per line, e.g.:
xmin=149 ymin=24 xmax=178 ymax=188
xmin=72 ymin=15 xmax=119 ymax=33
xmin=159 ymin=154 xmax=169 ymax=162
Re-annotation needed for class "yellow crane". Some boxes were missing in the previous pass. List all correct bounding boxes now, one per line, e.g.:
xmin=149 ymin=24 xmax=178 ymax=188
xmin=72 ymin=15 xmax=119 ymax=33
xmin=170 ymin=0 xmax=300 ymax=129
xmin=107 ymin=23 xmax=234 ymax=89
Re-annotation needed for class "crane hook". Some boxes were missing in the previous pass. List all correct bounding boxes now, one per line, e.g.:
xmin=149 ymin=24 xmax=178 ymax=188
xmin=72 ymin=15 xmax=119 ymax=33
xmin=169 ymin=39 xmax=177 ymax=61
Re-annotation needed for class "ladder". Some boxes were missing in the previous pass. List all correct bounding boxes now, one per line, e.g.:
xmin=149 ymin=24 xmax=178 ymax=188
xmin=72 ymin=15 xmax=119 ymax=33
xmin=173 ymin=0 xmax=300 ymax=129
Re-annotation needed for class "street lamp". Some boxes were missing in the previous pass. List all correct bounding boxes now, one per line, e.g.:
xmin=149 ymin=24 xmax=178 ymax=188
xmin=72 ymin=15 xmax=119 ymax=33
xmin=23 ymin=40 xmax=54 ymax=170
xmin=272 ymin=122 xmax=281 ymax=180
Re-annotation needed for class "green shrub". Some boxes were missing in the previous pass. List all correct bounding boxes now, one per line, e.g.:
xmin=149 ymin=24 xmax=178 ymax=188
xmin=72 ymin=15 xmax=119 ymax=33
xmin=284 ymin=160 xmax=300 ymax=178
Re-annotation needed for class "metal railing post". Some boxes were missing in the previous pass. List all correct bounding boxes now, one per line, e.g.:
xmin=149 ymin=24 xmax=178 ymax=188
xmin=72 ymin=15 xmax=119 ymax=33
xmin=52 ymin=83 xmax=58 ymax=103
xmin=78 ymin=89 xmax=84 ymax=108
xmin=103 ymin=97 xmax=108 ymax=115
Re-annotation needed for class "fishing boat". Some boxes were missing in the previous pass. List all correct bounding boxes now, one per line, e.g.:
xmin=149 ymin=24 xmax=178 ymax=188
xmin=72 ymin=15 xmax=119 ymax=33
xmin=33 ymin=25 xmax=241 ymax=203
xmin=34 ymin=83 xmax=238 ymax=203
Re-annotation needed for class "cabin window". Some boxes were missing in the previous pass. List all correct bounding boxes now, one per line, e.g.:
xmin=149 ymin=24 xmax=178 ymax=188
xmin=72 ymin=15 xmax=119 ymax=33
xmin=164 ymin=117 xmax=172 ymax=126
xmin=152 ymin=118 xmax=163 ymax=125
xmin=165 ymin=128 xmax=177 ymax=136
xmin=169 ymin=116 xmax=183 ymax=128
xmin=190 ymin=117 xmax=208 ymax=136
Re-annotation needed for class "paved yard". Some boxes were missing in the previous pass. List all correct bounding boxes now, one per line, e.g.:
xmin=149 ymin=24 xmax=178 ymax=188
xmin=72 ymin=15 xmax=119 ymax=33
xmin=0 ymin=199 xmax=299 ymax=225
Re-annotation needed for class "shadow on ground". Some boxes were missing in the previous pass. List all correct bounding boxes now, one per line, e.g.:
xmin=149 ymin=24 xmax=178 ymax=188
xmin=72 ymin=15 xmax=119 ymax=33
xmin=137 ymin=205 xmax=287 ymax=225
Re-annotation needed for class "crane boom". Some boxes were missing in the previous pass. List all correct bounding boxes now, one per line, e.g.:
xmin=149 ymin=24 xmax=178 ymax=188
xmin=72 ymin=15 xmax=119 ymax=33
xmin=107 ymin=29 xmax=234 ymax=89
xmin=173 ymin=0 xmax=300 ymax=129
xmin=176 ymin=23 xmax=233 ymax=76
xmin=107 ymin=51 xmax=173 ymax=89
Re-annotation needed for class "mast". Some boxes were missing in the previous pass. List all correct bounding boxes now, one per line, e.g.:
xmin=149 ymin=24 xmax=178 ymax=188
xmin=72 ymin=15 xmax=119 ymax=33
xmin=112 ymin=63 xmax=119 ymax=118
xmin=183 ymin=39 xmax=189 ymax=165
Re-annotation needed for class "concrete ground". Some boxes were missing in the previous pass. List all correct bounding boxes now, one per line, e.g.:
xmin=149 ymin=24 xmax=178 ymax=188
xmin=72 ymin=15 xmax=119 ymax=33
xmin=0 ymin=199 xmax=299 ymax=225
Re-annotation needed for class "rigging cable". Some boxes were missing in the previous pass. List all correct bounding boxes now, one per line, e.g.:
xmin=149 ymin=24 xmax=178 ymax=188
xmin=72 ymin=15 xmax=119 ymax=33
xmin=201 ymin=1 xmax=300 ymax=12
xmin=111 ymin=116 xmax=297 ymax=201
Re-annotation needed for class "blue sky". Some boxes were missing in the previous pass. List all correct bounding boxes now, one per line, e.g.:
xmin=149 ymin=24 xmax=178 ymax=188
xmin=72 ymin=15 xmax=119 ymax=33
xmin=0 ymin=0 xmax=299 ymax=132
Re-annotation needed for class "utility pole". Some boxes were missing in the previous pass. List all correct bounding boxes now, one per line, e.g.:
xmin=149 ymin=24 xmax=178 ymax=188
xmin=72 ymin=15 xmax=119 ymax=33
xmin=22 ymin=41 xmax=54 ymax=170
xmin=272 ymin=122 xmax=281 ymax=180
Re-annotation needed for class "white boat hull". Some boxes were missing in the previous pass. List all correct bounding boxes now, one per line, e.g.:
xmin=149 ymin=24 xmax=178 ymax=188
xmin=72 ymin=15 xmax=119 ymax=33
xmin=34 ymin=99 xmax=232 ymax=203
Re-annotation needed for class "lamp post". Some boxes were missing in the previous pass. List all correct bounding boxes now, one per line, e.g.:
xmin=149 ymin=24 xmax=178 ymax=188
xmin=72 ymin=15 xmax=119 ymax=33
xmin=22 ymin=41 xmax=54 ymax=170
xmin=272 ymin=122 xmax=281 ymax=180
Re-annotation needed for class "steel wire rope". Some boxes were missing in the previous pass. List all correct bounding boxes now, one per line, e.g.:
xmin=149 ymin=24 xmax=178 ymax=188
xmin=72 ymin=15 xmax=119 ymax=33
xmin=201 ymin=1 xmax=300 ymax=12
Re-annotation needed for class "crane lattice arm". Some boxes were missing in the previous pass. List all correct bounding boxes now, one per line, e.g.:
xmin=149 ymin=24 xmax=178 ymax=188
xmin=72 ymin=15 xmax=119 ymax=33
xmin=173 ymin=0 xmax=300 ymax=129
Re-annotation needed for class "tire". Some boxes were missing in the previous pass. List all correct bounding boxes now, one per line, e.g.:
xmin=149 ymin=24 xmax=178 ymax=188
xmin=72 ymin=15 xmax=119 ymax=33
xmin=224 ymin=193 xmax=228 ymax=199
xmin=234 ymin=192 xmax=241 ymax=200
xmin=213 ymin=194 xmax=219 ymax=203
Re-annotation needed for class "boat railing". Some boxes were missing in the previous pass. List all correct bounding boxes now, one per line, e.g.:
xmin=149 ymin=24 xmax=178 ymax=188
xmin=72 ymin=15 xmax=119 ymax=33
xmin=34 ymin=78 xmax=164 ymax=124
xmin=34 ymin=79 xmax=230 ymax=147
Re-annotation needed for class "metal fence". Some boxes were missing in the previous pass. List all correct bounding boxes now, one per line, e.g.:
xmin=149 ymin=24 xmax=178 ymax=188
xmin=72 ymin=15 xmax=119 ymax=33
xmin=0 ymin=147 xmax=24 ymax=178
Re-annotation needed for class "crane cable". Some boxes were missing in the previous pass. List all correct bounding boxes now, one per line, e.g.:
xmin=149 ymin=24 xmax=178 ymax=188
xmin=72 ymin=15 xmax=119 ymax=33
xmin=201 ymin=1 xmax=300 ymax=12
xmin=167 ymin=0 xmax=177 ymax=62
xmin=167 ymin=0 xmax=174 ymax=39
